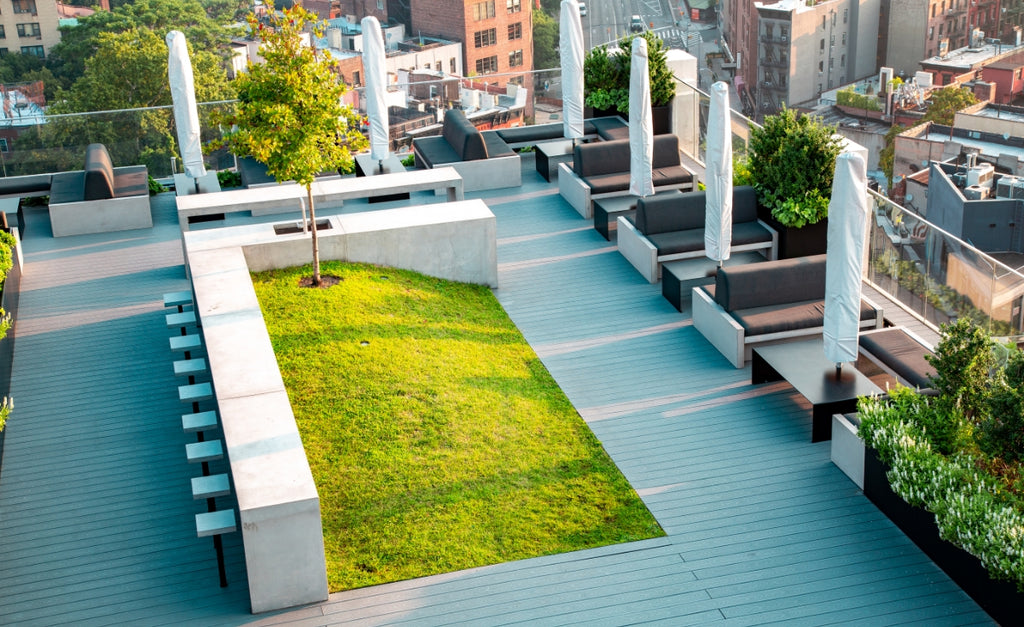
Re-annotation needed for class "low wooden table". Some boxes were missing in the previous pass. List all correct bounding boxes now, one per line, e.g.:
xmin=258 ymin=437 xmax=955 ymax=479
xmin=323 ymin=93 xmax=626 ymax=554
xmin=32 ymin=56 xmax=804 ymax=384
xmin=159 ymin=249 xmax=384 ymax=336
xmin=535 ymin=139 xmax=576 ymax=182
xmin=355 ymin=154 xmax=411 ymax=203
xmin=661 ymin=251 xmax=766 ymax=311
xmin=752 ymin=338 xmax=882 ymax=442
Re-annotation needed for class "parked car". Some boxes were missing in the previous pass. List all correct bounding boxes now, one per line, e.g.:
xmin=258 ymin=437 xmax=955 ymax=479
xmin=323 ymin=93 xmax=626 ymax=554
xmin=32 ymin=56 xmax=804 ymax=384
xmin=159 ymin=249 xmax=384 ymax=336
xmin=579 ymin=2 xmax=587 ymax=16
xmin=630 ymin=15 xmax=644 ymax=32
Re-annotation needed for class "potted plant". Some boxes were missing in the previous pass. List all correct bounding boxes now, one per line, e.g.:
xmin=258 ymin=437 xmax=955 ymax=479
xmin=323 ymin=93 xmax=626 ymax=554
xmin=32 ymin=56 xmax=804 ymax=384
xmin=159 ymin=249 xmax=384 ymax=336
xmin=855 ymin=320 xmax=1024 ymax=624
xmin=583 ymin=31 xmax=675 ymax=134
xmin=742 ymin=107 xmax=843 ymax=258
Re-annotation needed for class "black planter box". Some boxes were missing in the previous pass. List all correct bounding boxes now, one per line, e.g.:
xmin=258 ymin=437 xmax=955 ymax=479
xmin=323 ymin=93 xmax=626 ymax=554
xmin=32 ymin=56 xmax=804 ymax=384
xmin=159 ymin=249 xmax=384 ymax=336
xmin=587 ymin=103 xmax=672 ymax=135
xmin=757 ymin=208 xmax=829 ymax=259
xmin=864 ymin=449 xmax=1023 ymax=625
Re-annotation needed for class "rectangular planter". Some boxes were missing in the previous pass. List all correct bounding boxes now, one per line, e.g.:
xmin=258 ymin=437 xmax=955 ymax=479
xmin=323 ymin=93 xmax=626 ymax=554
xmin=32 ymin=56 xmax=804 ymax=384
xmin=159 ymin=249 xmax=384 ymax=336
xmin=863 ymin=449 xmax=1023 ymax=624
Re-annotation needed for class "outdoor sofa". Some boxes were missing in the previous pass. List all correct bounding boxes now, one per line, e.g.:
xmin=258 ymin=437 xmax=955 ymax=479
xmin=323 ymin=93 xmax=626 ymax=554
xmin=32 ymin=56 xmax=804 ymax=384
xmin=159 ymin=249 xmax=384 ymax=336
xmin=692 ymin=254 xmax=884 ymax=367
xmin=858 ymin=326 xmax=935 ymax=389
xmin=558 ymin=134 xmax=695 ymax=219
xmin=617 ymin=185 xmax=778 ymax=283
xmin=48 ymin=143 xmax=151 ymax=237
xmin=493 ymin=116 xmax=627 ymax=149
xmin=412 ymin=109 xmax=520 ymax=192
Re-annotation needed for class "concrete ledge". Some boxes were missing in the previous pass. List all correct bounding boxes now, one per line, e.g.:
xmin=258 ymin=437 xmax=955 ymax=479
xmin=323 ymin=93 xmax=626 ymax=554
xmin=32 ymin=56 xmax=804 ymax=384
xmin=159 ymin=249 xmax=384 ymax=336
xmin=184 ymin=198 xmax=497 ymax=613
xmin=432 ymin=154 xmax=521 ymax=193
xmin=49 ymin=194 xmax=152 ymax=237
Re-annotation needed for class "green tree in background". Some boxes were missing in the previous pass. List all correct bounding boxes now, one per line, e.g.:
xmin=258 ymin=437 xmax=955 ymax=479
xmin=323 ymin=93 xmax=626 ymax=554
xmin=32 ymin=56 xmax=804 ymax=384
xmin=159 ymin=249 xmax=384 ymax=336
xmin=218 ymin=3 xmax=367 ymax=287
xmin=922 ymin=86 xmax=978 ymax=125
xmin=533 ymin=9 xmax=559 ymax=71
xmin=879 ymin=124 xmax=904 ymax=191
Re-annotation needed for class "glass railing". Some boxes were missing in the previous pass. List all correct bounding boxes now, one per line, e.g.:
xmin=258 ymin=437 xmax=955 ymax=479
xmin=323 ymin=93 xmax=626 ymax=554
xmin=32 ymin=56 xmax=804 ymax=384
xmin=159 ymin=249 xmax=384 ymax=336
xmin=5 ymin=66 xmax=1021 ymax=339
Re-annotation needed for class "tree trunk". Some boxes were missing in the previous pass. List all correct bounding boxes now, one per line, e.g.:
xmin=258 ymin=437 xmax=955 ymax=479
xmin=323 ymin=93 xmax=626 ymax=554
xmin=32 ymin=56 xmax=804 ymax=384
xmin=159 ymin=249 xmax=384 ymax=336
xmin=307 ymin=184 xmax=321 ymax=286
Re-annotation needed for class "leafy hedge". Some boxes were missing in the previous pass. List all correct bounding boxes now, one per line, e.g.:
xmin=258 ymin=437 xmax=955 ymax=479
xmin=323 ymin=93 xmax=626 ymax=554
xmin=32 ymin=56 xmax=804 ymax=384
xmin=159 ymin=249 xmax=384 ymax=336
xmin=837 ymin=88 xmax=881 ymax=111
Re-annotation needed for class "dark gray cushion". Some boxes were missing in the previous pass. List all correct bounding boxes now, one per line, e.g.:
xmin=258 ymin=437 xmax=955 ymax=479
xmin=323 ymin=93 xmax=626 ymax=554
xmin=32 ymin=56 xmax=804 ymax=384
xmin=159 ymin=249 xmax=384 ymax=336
xmin=652 ymin=166 xmax=693 ymax=187
xmin=636 ymin=192 xmax=704 ymax=235
xmin=715 ymin=254 xmax=827 ymax=311
xmin=414 ymin=136 xmax=460 ymax=168
xmin=652 ymin=134 xmax=681 ymax=169
xmin=83 ymin=143 xmax=115 ymax=201
xmin=49 ymin=171 xmax=84 ymax=204
xmin=647 ymin=221 xmax=774 ymax=257
xmin=442 ymin=109 xmax=488 ymax=161
xmin=583 ymin=172 xmax=632 ymax=195
xmin=112 ymin=166 xmax=149 ymax=198
xmin=496 ymin=123 xmax=563 ymax=144
xmin=731 ymin=298 xmax=878 ymax=336
xmin=573 ymin=139 xmax=629 ymax=177
xmin=589 ymin=116 xmax=627 ymax=139
xmin=860 ymin=329 xmax=935 ymax=388
xmin=733 ymin=185 xmax=759 ymax=223
xmin=480 ymin=130 xmax=516 ymax=158
xmin=0 ymin=174 xmax=51 ymax=196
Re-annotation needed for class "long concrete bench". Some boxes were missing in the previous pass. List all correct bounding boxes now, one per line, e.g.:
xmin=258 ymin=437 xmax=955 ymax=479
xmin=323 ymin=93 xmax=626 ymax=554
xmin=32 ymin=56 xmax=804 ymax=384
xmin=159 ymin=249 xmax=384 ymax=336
xmin=182 ymin=199 xmax=497 ymax=613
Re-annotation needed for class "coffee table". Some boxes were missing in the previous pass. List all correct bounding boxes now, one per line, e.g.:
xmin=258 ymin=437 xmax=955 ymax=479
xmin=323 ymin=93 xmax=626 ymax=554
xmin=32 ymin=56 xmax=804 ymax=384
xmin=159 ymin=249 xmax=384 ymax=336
xmin=354 ymin=154 xmax=411 ymax=202
xmin=752 ymin=338 xmax=882 ymax=442
xmin=535 ymin=139 xmax=576 ymax=182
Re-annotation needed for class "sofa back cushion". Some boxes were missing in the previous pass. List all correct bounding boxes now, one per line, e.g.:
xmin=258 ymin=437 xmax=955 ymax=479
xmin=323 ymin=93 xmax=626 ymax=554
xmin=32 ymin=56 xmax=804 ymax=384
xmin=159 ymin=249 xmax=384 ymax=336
xmin=651 ymin=134 xmax=681 ymax=169
xmin=635 ymin=191 xmax=705 ymax=235
xmin=714 ymin=254 xmax=827 ymax=311
xmin=732 ymin=185 xmax=759 ymax=224
xmin=442 ymin=109 xmax=488 ymax=161
xmin=573 ymin=138 xmax=629 ymax=178
xmin=83 ymin=143 xmax=115 ymax=201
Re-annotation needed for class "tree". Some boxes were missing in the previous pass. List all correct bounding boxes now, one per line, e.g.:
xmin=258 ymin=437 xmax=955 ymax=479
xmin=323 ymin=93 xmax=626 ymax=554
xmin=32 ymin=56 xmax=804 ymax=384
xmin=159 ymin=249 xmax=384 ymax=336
xmin=533 ymin=9 xmax=559 ymax=72
xmin=922 ymin=85 xmax=978 ymax=126
xmin=219 ymin=3 xmax=367 ymax=287
xmin=878 ymin=124 xmax=904 ymax=192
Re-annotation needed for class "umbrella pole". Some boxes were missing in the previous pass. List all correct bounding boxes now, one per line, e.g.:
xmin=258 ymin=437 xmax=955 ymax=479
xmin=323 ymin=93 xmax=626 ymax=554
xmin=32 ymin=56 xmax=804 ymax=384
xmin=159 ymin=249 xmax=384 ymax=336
xmin=835 ymin=363 xmax=843 ymax=379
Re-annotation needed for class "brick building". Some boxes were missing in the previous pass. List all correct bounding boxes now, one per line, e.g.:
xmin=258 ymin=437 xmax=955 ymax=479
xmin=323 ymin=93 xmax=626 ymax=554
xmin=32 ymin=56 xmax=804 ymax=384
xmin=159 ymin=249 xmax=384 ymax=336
xmin=410 ymin=0 xmax=533 ymax=87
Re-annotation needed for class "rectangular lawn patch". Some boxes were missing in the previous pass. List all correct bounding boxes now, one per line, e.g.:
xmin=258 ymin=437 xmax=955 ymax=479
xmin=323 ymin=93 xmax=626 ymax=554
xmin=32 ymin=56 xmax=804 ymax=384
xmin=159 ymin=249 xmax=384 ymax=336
xmin=252 ymin=261 xmax=663 ymax=591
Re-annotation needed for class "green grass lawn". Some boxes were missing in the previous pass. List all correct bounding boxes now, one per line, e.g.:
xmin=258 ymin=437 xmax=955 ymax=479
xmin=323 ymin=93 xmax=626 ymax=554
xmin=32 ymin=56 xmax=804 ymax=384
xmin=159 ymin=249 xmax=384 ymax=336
xmin=252 ymin=261 xmax=663 ymax=591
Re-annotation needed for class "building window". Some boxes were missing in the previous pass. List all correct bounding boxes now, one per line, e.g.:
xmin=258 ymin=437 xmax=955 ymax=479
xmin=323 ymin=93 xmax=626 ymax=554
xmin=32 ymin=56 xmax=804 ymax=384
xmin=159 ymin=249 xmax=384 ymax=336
xmin=822 ymin=16 xmax=826 ymax=30
xmin=841 ymin=32 xmax=846 ymax=45
xmin=830 ymin=34 xmax=834 ymax=46
xmin=473 ymin=0 xmax=496 ymax=20
xmin=828 ymin=57 xmax=833 ymax=69
xmin=843 ymin=8 xmax=848 ymax=22
xmin=819 ymin=60 xmax=824 ymax=72
xmin=509 ymin=49 xmax=523 ymax=67
xmin=20 ymin=45 xmax=42 ymax=58
xmin=0 ymin=48 xmax=7 ymax=57
xmin=12 ymin=0 xmax=35 ymax=14
xmin=353 ymin=70 xmax=361 ymax=86
xmin=450 ymin=58 xmax=457 ymax=73
xmin=930 ymin=26 xmax=934 ymax=40
xmin=475 ymin=55 xmax=498 ymax=74
xmin=0 ymin=139 xmax=8 ymax=153
xmin=377 ymin=0 xmax=384 ymax=8
xmin=0 ymin=26 xmax=5 ymax=39
xmin=819 ymin=38 xmax=824 ymax=52
xmin=17 ymin=23 xmax=40 ymax=38
xmin=509 ymin=75 xmax=523 ymax=85
xmin=436 ymin=61 xmax=442 ymax=71
xmin=841 ymin=54 xmax=846 ymax=67
xmin=507 ymin=0 xmax=521 ymax=13
xmin=508 ymin=22 xmax=522 ymax=40
xmin=473 ymin=28 xmax=497 ymax=47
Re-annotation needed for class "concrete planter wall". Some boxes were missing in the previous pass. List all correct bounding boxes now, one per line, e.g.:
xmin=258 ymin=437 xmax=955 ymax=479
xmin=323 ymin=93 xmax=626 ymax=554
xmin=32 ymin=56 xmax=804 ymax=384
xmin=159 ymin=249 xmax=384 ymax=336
xmin=0 ymin=231 xmax=24 ymax=480
xmin=863 ymin=449 xmax=1023 ymax=624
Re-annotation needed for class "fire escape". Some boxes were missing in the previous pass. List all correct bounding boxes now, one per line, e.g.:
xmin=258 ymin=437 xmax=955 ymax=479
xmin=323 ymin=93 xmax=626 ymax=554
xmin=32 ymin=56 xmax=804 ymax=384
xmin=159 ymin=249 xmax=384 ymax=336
xmin=758 ymin=27 xmax=788 ymax=115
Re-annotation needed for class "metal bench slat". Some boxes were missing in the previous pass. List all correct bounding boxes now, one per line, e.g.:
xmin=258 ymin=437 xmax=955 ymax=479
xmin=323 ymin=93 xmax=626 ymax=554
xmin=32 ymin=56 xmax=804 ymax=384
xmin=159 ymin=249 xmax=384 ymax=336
xmin=169 ymin=334 xmax=202 ymax=352
xmin=185 ymin=439 xmax=223 ymax=463
xmin=191 ymin=473 xmax=231 ymax=500
xmin=178 ymin=382 xmax=213 ymax=403
xmin=182 ymin=410 xmax=218 ymax=433
xmin=173 ymin=357 xmax=207 ymax=377
xmin=195 ymin=509 xmax=236 ymax=537
xmin=163 ymin=290 xmax=193 ymax=308
xmin=166 ymin=311 xmax=197 ymax=327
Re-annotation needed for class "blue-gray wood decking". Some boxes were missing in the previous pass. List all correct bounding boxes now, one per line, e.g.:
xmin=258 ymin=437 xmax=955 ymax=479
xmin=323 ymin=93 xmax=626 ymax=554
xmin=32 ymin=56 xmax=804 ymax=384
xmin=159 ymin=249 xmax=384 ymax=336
xmin=0 ymin=159 xmax=995 ymax=625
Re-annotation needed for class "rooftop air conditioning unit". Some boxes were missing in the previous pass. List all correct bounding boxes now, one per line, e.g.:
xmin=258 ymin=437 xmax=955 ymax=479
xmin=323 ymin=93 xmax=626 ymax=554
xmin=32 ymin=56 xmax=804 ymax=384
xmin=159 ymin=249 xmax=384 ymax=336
xmin=967 ymin=163 xmax=995 ymax=188
xmin=996 ymin=175 xmax=1020 ymax=198
xmin=964 ymin=185 xmax=990 ymax=200
xmin=951 ymin=172 xmax=968 ymax=188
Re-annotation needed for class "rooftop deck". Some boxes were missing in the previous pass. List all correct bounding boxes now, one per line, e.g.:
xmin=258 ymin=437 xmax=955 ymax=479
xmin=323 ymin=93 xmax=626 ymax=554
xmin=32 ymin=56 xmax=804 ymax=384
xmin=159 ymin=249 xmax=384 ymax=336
xmin=0 ymin=156 xmax=993 ymax=625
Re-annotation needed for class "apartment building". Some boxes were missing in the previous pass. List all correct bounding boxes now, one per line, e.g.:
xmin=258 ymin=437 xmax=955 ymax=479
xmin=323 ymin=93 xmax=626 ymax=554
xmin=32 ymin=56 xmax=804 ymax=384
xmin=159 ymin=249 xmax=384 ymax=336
xmin=730 ymin=0 xmax=879 ymax=117
xmin=1 ymin=0 xmax=61 ymax=59
xmin=411 ymin=0 xmax=533 ymax=87
xmin=881 ymin=0 xmax=1002 ymax=78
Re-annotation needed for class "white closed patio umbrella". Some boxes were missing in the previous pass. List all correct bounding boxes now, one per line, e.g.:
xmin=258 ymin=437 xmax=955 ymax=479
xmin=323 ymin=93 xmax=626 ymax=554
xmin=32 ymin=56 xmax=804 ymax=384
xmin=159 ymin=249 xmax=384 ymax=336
xmin=166 ymin=31 xmax=207 ymax=188
xmin=628 ymin=36 xmax=654 ymax=198
xmin=705 ymin=81 xmax=733 ymax=265
xmin=559 ymin=0 xmax=585 ymax=142
xmin=823 ymin=151 xmax=870 ymax=372
xmin=361 ymin=16 xmax=390 ymax=163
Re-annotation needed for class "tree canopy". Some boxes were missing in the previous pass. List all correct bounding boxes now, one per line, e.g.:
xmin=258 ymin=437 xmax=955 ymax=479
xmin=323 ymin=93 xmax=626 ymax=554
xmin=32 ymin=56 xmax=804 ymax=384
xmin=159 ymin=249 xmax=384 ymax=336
xmin=219 ymin=3 xmax=367 ymax=285
xmin=922 ymin=86 xmax=978 ymax=126
xmin=532 ymin=9 xmax=558 ymax=72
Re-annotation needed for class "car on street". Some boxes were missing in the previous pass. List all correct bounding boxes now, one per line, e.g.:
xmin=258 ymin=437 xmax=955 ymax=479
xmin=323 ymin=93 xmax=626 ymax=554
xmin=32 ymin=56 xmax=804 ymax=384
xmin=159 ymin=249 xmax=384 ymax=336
xmin=630 ymin=15 xmax=644 ymax=32
xmin=578 ymin=2 xmax=587 ymax=16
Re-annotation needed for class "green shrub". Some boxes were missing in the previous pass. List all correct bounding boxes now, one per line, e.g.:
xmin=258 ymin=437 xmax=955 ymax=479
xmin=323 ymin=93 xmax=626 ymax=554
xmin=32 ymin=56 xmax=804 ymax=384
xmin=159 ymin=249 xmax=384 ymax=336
xmin=584 ymin=31 xmax=674 ymax=114
xmin=148 ymin=175 xmax=166 ymax=196
xmin=216 ymin=169 xmax=242 ymax=188
xmin=837 ymin=88 xmax=881 ymax=111
xmin=927 ymin=318 xmax=996 ymax=422
xmin=400 ymin=153 xmax=415 ymax=167
xmin=978 ymin=348 xmax=1024 ymax=463
xmin=748 ymin=107 xmax=842 ymax=227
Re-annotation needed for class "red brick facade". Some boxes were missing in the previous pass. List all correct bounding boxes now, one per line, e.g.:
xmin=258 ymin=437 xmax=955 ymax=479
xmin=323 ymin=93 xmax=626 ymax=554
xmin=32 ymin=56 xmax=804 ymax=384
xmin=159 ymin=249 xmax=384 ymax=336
xmin=411 ymin=0 xmax=533 ymax=86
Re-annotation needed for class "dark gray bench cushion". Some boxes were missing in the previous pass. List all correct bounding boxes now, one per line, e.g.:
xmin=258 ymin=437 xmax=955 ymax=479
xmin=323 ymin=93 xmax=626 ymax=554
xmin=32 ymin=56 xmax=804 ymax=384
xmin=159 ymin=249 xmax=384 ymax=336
xmin=442 ymin=109 xmax=488 ymax=161
xmin=590 ymin=116 xmax=628 ymax=140
xmin=715 ymin=254 xmax=828 ymax=312
xmin=49 ymin=171 xmax=85 ymax=204
xmin=111 ymin=165 xmax=149 ymax=198
xmin=84 ymin=143 xmax=115 ymax=200
xmin=860 ymin=328 xmax=935 ymax=388
xmin=480 ymin=131 xmax=516 ymax=159
xmin=648 ymin=220 xmax=774 ymax=257
xmin=496 ymin=123 xmax=564 ymax=145
xmin=731 ymin=298 xmax=877 ymax=336
xmin=0 ymin=174 xmax=51 ymax=196
xmin=573 ymin=138 xmax=628 ymax=178
xmin=574 ymin=134 xmax=688 ymax=192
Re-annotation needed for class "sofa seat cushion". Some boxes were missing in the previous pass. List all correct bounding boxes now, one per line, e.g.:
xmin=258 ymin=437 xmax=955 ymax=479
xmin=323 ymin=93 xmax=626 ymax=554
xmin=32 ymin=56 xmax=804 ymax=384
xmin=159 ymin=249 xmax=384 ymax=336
xmin=481 ymin=131 xmax=516 ymax=159
xmin=647 ymin=220 xmax=772 ymax=256
xmin=583 ymin=172 xmax=632 ymax=195
xmin=496 ymin=123 xmax=563 ymax=145
xmin=590 ymin=116 xmax=627 ymax=139
xmin=112 ymin=166 xmax=149 ymax=198
xmin=732 ymin=299 xmax=876 ymax=336
xmin=860 ymin=329 xmax=935 ymax=388
xmin=415 ymin=136 xmax=462 ymax=168
xmin=49 ymin=171 xmax=85 ymax=204
xmin=652 ymin=166 xmax=693 ymax=188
